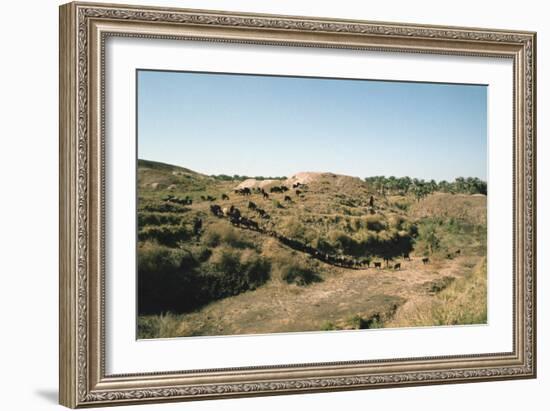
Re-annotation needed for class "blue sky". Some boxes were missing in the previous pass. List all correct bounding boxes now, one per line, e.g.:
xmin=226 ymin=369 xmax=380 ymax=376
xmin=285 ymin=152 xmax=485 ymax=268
xmin=137 ymin=70 xmax=487 ymax=181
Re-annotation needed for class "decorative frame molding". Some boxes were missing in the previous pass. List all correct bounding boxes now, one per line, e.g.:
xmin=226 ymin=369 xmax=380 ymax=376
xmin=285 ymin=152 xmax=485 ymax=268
xmin=59 ymin=2 xmax=536 ymax=408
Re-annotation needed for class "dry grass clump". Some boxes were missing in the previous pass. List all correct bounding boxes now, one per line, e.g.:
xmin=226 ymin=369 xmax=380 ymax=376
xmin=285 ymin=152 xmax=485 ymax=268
xmin=203 ymin=220 xmax=255 ymax=249
xmin=388 ymin=258 xmax=487 ymax=327
xmin=410 ymin=193 xmax=487 ymax=226
xmin=138 ymin=312 xmax=183 ymax=339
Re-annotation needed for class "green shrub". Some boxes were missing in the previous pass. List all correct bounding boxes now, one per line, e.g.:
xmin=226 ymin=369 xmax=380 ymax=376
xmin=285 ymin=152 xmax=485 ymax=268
xmin=389 ymin=215 xmax=406 ymax=230
xmin=347 ymin=314 xmax=383 ymax=329
xmin=138 ymin=224 xmax=192 ymax=246
xmin=140 ymin=202 xmax=191 ymax=213
xmin=137 ymin=242 xmax=200 ymax=314
xmin=278 ymin=263 xmax=321 ymax=286
xmin=365 ymin=215 xmax=386 ymax=232
xmin=201 ymin=247 xmax=271 ymax=298
xmin=394 ymin=199 xmax=410 ymax=211
xmin=320 ymin=321 xmax=338 ymax=331
xmin=138 ymin=242 xmax=271 ymax=315
xmin=203 ymin=221 xmax=255 ymax=249
xmin=138 ymin=212 xmax=183 ymax=226
xmin=196 ymin=246 xmax=212 ymax=262
xmin=280 ymin=217 xmax=307 ymax=239
xmin=137 ymin=313 xmax=182 ymax=339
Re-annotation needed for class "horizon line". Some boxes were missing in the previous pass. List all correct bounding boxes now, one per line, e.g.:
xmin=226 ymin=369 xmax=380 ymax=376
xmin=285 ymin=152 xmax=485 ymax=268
xmin=137 ymin=158 xmax=487 ymax=183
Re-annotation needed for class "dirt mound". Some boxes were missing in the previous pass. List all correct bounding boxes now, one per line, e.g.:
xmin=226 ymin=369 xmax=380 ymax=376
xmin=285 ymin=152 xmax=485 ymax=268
xmin=286 ymin=171 xmax=368 ymax=192
xmin=410 ymin=193 xmax=487 ymax=225
xmin=286 ymin=172 xmax=328 ymax=185
xmin=235 ymin=179 xmax=281 ymax=190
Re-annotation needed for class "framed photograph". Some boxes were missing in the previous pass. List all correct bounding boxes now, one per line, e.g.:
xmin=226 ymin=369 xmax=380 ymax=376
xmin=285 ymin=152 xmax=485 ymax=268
xmin=59 ymin=2 xmax=536 ymax=408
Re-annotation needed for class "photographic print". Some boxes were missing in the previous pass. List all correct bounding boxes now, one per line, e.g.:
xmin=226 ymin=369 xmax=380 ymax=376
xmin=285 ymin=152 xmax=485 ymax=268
xmin=136 ymin=70 xmax=488 ymax=339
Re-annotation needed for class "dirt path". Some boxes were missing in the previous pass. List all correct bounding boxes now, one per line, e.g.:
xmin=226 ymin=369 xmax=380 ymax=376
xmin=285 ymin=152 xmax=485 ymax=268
xmin=172 ymin=255 xmax=481 ymax=337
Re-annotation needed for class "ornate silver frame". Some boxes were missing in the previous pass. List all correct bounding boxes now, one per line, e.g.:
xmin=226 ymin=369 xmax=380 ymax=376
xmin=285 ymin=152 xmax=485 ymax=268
xmin=59 ymin=2 xmax=536 ymax=408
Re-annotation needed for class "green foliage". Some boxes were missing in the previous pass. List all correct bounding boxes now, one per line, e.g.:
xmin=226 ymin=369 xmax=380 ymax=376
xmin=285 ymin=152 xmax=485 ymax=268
xmin=138 ymin=242 xmax=271 ymax=315
xmin=138 ymin=224 xmax=192 ymax=246
xmin=311 ymin=237 xmax=336 ymax=254
xmin=423 ymin=225 xmax=440 ymax=254
xmin=326 ymin=228 xmax=414 ymax=259
xmin=347 ymin=314 xmax=383 ymax=329
xmin=137 ymin=242 xmax=200 ymax=314
xmin=320 ymin=321 xmax=337 ymax=331
xmin=279 ymin=263 xmax=321 ymax=286
xmin=203 ymin=221 xmax=256 ymax=249
xmin=393 ymin=199 xmax=411 ymax=211
xmin=138 ymin=212 xmax=183 ymax=226
xmin=140 ymin=201 xmax=191 ymax=213
xmin=365 ymin=215 xmax=386 ymax=232
xmin=280 ymin=217 xmax=307 ymax=240
xmin=211 ymin=174 xmax=287 ymax=181
xmin=137 ymin=312 xmax=182 ymax=339
xmin=203 ymin=247 xmax=271 ymax=295
xmin=364 ymin=175 xmax=487 ymax=196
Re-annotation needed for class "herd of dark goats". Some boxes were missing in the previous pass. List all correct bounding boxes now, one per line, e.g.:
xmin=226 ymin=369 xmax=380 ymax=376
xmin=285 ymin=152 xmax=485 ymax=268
xmin=161 ymin=182 xmax=459 ymax=271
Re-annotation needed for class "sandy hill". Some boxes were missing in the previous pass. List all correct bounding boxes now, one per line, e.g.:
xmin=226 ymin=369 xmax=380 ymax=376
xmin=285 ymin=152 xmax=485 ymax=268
xmin=236 ymin=171 xmax=369 ymax=194
xmin=137 ymin=159 xmax=210 ymax=191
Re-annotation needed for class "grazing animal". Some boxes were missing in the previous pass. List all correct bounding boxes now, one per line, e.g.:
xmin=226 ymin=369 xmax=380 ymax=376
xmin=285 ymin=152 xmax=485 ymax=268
xmin=262 ymin=191 xmax=269 ymax=199
xmin=422 ymin=257 xmax=430 ymax=264
xmin=209 ymin=204 xmax=223 ymax=217
xmin=248 ymin=201 xmax=257 ymax=210
xmin=383 ymin=256 xmax=391 ymax=267
xmin=284 ymin=195 xmax=292 ymax=202
xmin=281 ymin=186 xmax=289 ymax=192
xmin=456 ymin=249 xmax=461 ymax=255
xmin=164 ymin=195 xmax=193 ymax=205
xmin=193 ymin=218 xmax=202 ymax=236
xmin=403 ymin=253 xmax=411 ymax=261
xmin=227 ymin=205 xmax=241 ymax=219
xmin=374 ymin=262 xmax=382 ymax=269
xmin=256 ymin=208 xmax=268 ymax=218
xmin=241 ymin=217 xmax=259 ymax=230
xmin=394 ymin=263 xmax=401 ymax=270
xmin=369 ymin=195 xmax=375 ymax=207
xmin=292 ymin=183 xmax=302 ymax=189
xmin=446 ymin=253 xmax=453 ymax=259
xmin=295 ymin=190 xmax=301 ymax=196
xmin=270 ymin=186 xmax=282 ymax=193
xmin=221 ymin=194 xmax=229 ymax=200
xmin=200 ymin=195 xmax=206 ymax=201
xmin=235 ymin=187 xmax=251 ymax=196
xmin=206 ymin=195 xmax=216 ymax=201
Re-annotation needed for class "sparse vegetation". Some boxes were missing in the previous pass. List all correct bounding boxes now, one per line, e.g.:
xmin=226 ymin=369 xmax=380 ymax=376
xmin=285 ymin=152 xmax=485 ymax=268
xmin=279 ymin=262 xmax=321 ymax=286
xmin=388 ymin=258 xmax=487 ymax=327
xmin=136 ymin=159 xmax=487 ymax=338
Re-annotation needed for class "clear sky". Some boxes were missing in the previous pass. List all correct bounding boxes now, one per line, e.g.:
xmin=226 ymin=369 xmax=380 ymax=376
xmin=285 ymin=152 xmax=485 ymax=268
xmin=137 ymin=70 xmax=487 ymax=182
